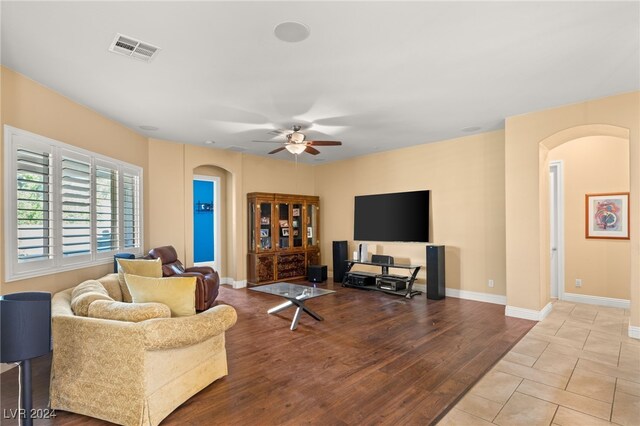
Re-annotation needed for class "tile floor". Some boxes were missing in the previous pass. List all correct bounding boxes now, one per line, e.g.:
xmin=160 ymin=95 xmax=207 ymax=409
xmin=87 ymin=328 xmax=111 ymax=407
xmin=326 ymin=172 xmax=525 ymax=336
xmin=439 ymin=301 xmax=640 ymax=426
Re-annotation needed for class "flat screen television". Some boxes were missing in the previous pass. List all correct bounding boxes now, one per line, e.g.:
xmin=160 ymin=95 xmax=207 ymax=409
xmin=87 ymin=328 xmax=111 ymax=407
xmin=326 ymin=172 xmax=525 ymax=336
xmin=354 ymin=190 xmax=429 ymax=242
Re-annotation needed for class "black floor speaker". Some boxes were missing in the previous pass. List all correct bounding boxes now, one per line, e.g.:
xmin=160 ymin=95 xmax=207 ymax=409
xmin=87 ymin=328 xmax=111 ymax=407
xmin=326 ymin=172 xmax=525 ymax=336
xmin=427 ymin=245 xmax=445 ymax=300
xmin=332 ymin=240 xmax=348 ymax=282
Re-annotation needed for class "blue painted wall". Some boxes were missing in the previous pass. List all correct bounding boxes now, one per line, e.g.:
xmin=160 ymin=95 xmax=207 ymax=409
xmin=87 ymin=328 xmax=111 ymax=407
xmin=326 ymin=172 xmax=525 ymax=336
xmin=193 ymin=180 xmax=214 ymax=263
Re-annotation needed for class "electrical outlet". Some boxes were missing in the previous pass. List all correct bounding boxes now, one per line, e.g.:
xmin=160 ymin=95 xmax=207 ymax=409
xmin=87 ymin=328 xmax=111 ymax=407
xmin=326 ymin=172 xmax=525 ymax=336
xmin=488 ymin=279 xmax=494 ymax=288
xmin=575 ymin=279 xmax=582 ymax=288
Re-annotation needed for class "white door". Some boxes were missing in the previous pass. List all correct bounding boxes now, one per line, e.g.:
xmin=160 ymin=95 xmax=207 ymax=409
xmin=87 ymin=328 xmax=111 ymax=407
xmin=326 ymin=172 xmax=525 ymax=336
xmin=549 ymin=161 xmax=564 ymax=299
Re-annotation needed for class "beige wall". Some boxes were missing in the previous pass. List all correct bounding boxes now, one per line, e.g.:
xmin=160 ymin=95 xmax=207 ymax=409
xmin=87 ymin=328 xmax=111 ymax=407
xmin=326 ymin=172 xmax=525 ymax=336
xmin=147 ymin=139 xmax=188 ymax=259
xmin=0 ymin=67 xmax=150 ymax=295
xmin=548 ymin=136 xmax=630 ymax=299
xmin=315 ymin=130 xmax=506 ymax=296
xmin=505 ymin=92 xmax=639 ymax=329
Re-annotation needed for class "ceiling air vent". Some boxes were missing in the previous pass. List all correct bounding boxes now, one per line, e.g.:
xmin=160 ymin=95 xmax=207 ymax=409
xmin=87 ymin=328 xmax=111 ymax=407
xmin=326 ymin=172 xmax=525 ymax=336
xmin=267 ymin=129 xmax=286 ymax=136
xmin=225 ymin=146 xmax=247 ymax=152
xmin=109 ymin=33 xmax=160 ymax=62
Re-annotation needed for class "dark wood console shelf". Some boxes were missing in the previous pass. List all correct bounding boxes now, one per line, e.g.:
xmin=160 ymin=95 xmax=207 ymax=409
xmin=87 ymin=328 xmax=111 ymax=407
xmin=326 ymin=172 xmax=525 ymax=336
xmin=342 ymin=260 xmax=422 ymax=299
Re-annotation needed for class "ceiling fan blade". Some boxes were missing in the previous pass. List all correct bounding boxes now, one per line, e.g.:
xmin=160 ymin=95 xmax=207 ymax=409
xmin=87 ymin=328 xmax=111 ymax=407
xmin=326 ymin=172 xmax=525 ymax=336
xmin=304 ymin=146 xmax=321 ymax=155
xmin=306 ymin=140 xmax=342 ymax=146
xmin=252 ymin=140 xmax=283 ymax=143
xmin=268 ymin=147 xmax=287 ymax=154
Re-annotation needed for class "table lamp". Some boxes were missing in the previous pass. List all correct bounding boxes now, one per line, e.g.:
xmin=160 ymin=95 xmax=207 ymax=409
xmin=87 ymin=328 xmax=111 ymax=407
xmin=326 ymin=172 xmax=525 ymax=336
xmin=0 ymin=292 xmax=52 ymax=426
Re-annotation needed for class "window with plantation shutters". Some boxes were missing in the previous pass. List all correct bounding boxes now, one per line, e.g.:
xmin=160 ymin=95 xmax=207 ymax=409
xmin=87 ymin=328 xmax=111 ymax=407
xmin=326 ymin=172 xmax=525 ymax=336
xmin=4 ymin=126 xmax=144 ymax=282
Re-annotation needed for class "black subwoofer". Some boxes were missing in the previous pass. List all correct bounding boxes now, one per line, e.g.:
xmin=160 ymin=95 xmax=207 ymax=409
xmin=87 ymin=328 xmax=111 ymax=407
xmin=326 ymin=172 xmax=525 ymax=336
xmin=332 ymin=240 xmax=348 ymax=282
xmin=308 ymin=265 xmax=327 ymax=283
xmin=427 ymin=245 xmax=445 ymax=300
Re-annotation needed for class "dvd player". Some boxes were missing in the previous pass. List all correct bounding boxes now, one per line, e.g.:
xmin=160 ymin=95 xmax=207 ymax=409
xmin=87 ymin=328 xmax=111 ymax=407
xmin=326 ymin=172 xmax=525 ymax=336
xmin=345 ymin=271 xmax=377 ymax=287
xmin=375 ymin=276 xmax=407 ymax=291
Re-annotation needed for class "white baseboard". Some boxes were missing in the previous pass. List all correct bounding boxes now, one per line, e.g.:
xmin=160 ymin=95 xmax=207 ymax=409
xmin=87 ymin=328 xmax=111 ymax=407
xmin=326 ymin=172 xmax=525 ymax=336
xmin=413 ymin=285 xmax=507 ymax=306
xmin=220 ymin=277 xmax=234 ymax=286
xmin=220 ymin=277 xmax=247 ymax=289
xmin=232 ymin=279 xmax=247 ymax=289
xmin=629 ymin=325 xmax=640 ymax=340
xmin=446 ymin=288 xmax=507 ymax=305
xmin=505 ymin=302 xmax=553 ymax=321
xmin=562 ymin=292 xmax=630 ymax=310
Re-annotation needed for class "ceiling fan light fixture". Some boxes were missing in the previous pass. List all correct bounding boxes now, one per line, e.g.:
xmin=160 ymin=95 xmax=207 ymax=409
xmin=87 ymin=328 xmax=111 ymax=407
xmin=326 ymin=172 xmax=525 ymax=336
xmin=285 ymin=144 xmax=307 ymax=155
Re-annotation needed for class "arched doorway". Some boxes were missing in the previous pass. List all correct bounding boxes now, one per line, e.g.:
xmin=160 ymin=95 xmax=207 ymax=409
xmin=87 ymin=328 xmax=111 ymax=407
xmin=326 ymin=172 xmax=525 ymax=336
xmin=193 ymin=174 xmax=221 ymax=272
xmin=190 ymin=164 xmax=234 ymax=282
xmin=539 ymin=125 xmax=631 ymax=308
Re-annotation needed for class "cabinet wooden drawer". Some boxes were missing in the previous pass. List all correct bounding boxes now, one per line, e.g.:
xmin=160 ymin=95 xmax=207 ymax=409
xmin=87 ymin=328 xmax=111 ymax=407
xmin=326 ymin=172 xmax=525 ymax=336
xmin=277 ymin=253 xmax=306 ymax=279
xmin=257 ymin=255 xmax=275 ymax=282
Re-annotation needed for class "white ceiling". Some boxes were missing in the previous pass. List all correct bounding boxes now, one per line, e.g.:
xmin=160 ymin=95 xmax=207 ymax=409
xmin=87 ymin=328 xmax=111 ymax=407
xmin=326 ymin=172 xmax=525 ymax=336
xmin=2 ymin=1 xmax=639 ymax=163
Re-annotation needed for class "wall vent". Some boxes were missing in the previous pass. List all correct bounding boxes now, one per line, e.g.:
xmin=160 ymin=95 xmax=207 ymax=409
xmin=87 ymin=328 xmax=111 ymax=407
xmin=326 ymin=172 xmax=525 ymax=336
xmin=225 ymin=146 xmax=247 ymax=152
xmin=109 ymin=33 xmax=160 ymax=62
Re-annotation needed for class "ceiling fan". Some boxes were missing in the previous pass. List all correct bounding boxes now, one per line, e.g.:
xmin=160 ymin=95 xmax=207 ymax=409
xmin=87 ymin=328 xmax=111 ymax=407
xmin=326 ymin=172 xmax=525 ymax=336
xmin=252 ymin=125 xmax=342 ymax=155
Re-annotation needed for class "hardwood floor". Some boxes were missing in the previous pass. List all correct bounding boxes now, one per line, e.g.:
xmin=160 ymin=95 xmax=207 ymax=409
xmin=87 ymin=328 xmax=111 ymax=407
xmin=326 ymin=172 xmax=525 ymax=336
xmin=0 ymin=281 xmax=534 ymax=425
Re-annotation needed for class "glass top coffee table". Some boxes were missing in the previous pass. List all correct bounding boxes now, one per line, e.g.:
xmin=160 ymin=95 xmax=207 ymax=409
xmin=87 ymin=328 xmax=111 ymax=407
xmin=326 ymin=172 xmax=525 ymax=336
xmin=249 ymin=282 xmax=335 ymax=330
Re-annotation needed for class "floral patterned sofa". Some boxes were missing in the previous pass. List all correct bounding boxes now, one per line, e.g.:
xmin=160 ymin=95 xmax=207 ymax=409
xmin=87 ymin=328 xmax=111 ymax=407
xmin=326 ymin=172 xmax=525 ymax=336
xmin=49 ymin=273 xmax=237 ymax=426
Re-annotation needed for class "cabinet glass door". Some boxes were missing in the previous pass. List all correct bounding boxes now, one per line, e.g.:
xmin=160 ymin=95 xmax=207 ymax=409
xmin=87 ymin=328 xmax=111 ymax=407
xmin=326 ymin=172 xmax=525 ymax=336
xmin=258 ymin=202 xmax=272 ymax=251
xmin=277 ymin=203 xmax=290 ymax=250
xmin=291 ymin=203 xmax=303 ymax=248
xmin=249 ymin=200 xmax=256 ymax=251
xmin=306 ymin=203 xmax=318 ymax=248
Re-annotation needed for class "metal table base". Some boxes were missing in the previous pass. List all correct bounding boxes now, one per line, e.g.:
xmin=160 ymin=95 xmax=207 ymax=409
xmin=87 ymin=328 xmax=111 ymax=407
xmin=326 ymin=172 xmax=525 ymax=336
xmin=267 ymin=298 xmax=324 ymax=330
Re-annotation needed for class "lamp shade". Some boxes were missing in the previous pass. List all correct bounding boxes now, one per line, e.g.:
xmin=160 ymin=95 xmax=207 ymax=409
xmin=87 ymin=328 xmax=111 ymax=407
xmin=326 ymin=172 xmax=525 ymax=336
xmin=289 ymin=132 xmax=305 ymax=143
xmin=0 ymin=292 xmax=51 ymax=363
xmin=285 ymin=144 xmax=307 ymax=155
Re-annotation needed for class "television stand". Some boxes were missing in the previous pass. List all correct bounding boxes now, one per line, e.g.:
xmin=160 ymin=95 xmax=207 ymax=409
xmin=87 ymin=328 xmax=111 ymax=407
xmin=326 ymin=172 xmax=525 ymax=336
xmin=342 ymin=260 xmax=422 ymax=299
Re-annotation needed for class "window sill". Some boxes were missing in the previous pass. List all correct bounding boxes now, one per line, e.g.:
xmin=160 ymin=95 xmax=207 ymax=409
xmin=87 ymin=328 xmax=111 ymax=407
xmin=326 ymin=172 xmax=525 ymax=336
xmin=4 ymin=253 xmax=140 ymax=283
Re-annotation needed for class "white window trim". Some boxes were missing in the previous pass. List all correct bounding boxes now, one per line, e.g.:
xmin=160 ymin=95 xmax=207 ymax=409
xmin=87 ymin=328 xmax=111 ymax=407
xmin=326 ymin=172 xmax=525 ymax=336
xmin=4 ymin=125 xmax=144 ymax=282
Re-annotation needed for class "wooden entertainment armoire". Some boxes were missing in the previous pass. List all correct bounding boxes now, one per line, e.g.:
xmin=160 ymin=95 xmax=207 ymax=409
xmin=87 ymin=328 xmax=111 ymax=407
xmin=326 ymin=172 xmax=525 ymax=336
xmin=247 ymin=192 xmax=320 ymax=285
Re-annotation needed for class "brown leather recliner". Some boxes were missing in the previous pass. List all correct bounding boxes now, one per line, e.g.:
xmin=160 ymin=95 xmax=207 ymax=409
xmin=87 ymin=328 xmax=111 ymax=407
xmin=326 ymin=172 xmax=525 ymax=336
xmin=148 ymin=245 xmax=219 ymax=311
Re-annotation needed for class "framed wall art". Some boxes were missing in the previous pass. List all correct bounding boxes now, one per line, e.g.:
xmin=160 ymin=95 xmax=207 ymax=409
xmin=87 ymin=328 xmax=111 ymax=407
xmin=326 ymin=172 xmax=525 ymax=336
xmin=585 ymin=192 xmax=629 ymax=240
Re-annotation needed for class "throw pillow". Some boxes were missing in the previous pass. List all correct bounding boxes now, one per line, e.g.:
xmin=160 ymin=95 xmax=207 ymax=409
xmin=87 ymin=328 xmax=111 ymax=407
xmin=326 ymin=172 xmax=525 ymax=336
xmin=117 ymin=258 xmax=163 ymax=302
xmin=70 ymin=280 xmax=114 ymax=317
xmin=88 ymin=300 xmax=171 ymax=322
xmin=124 ymin=274 xmax=197 ymax=317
